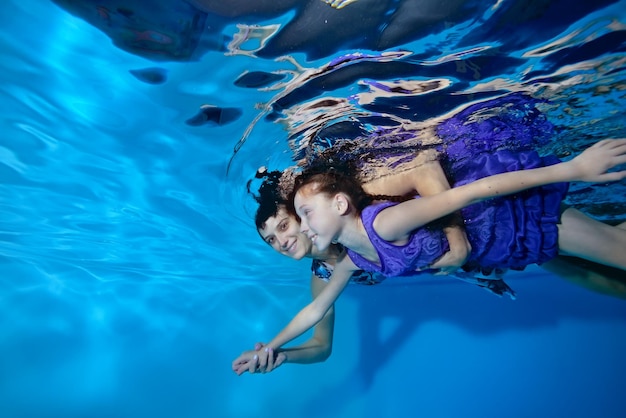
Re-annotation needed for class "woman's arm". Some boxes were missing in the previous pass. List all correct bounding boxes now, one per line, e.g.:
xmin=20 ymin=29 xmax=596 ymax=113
xmin=363 ymin=154 xmax=470 ymax=272
xmin=231 ymin=274 xmax=335 ymax=375
xmin=401 ymin=159 xmax=471 ymax=272
xmin=374 ymin=139 xmax=626 ymax=241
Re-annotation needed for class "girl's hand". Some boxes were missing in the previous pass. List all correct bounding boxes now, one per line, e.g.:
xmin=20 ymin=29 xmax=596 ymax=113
xmin=569 ymin=139 xmax=626 ymax=182
xmin=254 ymin=345 xmax=285 ymax=374
xmin=231 ymin=343 xmax=286 ymax=375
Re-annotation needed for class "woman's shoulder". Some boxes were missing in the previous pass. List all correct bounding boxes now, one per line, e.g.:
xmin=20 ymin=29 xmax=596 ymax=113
xmin=311 ymin=259 xmax=333 ymax=279
xmin=311 ymin=259 xmax=385 ymax=285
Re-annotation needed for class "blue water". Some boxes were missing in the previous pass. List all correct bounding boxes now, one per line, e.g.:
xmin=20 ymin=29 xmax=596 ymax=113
xmin=1 ymin=1 xmax=626 ymax=418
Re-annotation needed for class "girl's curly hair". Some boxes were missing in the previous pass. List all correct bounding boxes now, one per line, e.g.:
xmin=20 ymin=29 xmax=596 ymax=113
xmin=292 ymin=150 xmax=411 ymax=214
xmin=249 ymin=140 xmax=414 ymax=230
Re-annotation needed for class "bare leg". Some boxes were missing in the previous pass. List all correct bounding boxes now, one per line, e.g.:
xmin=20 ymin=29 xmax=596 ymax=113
xmin=541 ymin=256 xmax=626 ymax=299
xmin=557 ymin=208 xmax=626 ymax=271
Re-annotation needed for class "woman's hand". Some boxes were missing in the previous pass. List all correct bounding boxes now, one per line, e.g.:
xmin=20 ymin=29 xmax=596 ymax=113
xmin=430 ymin=224 xmax=471 ymax=274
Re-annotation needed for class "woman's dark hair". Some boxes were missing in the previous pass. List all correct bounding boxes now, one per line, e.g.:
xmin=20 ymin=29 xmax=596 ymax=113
xmin=246 ymin=168 xmax=287 ymax=229
xmin=247 ymin=168 xmax=292 ymax=230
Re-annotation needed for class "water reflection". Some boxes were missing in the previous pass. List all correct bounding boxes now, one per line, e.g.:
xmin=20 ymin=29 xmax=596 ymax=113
xmin=2 ymin=1 xmax=626 ymax=417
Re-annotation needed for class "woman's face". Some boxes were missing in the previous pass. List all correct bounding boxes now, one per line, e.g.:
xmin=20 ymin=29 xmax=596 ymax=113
xmin=258 ymin=206 xmax=314 ymax=260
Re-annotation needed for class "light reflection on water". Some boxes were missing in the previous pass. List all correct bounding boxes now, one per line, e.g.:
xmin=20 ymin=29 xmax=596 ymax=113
xmin=1 ymin=1 xmax=626 ymax=418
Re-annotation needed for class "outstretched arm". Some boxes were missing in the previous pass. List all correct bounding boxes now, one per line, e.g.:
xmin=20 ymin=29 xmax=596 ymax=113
xmin=274 ymin=275 xmax=335 ymax=363
xmin=256 ymin=255 xmax=358 ymax=372
xmin=375 ymin=139 xmax=626 ymax=241
xmin=232 ymin=274 xmax=335 ymax=375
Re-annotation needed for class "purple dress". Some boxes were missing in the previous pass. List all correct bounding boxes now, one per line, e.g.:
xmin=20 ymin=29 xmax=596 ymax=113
xmin=346 ymin=149 xmax=569 ymax=277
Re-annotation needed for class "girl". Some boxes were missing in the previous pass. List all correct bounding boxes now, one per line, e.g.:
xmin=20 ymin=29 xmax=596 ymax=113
xmin=248 ymin=139 xmax=626 ymax=373
xmin=232 ymin=157 xmax=516 ymax=376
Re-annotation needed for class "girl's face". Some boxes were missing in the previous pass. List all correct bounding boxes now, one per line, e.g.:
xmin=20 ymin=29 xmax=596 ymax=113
xmin=258 ymin=207 xmax=313 ymax=260
xmin=294 ymin=185 xmax=342 ymax=252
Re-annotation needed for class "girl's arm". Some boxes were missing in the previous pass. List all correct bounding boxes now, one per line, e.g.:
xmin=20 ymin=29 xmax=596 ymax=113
xmin=231 ymin=274 xmax=335 ymax=375
xmin=277 ymin=275 xmax=336 ymax=363
xmin=255 ymin=255 xmax=358 ymax=371
xmin=375 ymin=139 xmax=626 ymax=241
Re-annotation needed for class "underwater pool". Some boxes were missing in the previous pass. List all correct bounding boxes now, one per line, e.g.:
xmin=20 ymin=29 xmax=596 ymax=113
xmin=1 ymin=1 xmax=626 ymax=418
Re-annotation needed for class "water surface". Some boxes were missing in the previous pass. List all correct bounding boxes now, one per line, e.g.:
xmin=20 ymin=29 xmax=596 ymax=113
xmin=1 ymin=1 xmax=625 ymax=418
